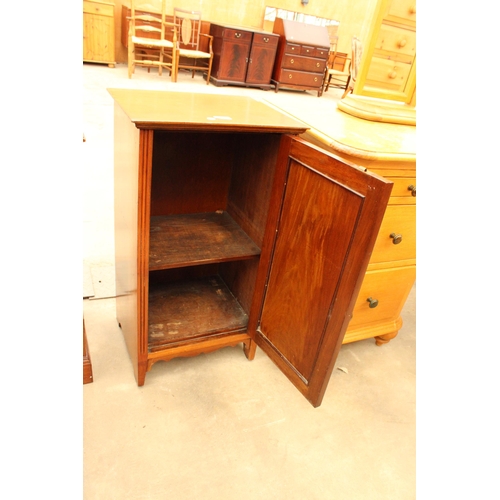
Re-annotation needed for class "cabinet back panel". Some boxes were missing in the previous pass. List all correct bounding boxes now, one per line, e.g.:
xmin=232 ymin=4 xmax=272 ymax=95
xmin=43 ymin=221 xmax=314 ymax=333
xmin=150 ymin=132 xmax=235 ymax=216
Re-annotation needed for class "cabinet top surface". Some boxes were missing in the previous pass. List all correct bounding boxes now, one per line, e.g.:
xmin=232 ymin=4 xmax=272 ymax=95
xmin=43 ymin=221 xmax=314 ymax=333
xmin=210 ymin=23 xmax=277 ymax=36
xmin=266 ymin=99 xmax=416 ymax=163
xmin=108 ymin=89 xmax=308 ymax=133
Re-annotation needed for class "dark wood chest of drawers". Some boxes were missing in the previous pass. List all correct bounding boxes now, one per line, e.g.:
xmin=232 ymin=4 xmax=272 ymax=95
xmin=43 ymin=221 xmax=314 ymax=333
xmin=209 ymin=23 xmax=279 ymax=90
xmin=272 ymin=18 xmax=330 ymax=96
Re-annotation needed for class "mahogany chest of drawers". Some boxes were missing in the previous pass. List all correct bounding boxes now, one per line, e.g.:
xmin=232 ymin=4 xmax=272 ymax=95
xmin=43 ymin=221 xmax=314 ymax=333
xmin=209 ymin=23 xmax=279 ymax=90
xmin=272 ymin=18 xmax=330 ymax=96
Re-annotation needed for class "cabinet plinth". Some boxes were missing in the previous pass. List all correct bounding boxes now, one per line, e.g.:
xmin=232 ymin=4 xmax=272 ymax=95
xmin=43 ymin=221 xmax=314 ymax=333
xmin=110 ymin=89 xmax=392 ymax=407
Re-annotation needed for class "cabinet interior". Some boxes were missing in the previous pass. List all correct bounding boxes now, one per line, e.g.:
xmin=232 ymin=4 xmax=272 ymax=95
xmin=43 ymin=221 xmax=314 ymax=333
xmin=147 ymin=130 xmax=281 ymax=352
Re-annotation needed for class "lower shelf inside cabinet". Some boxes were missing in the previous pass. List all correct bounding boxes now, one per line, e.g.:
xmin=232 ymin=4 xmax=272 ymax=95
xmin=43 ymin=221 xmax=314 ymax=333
xmin=148 ymin=275 xmax=248 ymax=352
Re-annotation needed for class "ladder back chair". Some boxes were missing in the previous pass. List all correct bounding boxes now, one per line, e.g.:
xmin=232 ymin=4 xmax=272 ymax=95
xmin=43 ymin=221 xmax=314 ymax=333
xmin=128 ymin=0 xmax=177 ymax=78
xmin=341 ymin=36 xmax=363 ymax=98
xmin=323 ymin=37 xmax=351 ymax=93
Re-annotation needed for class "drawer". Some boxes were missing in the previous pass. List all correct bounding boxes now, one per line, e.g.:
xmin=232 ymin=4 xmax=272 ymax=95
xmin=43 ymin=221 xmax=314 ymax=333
xmin=370 ymin=205 xmax=415 ymax=264
xmin=83 ymin=0 xmax=114 ymax=16
xmin=253 ymin=33 xmax=278 ymax=48
xmin=283 ymin=54 xmax=325 ymax=73
xmin=278 ymin=69 xmax=324 ymax=87
xmin=386 ymin=176 xmax=416 ymax=202
xmin=222 ymin=28 xmax=253 ymax=43
xmin=285 ymin=43 xmax=301 ymax=55
xmin=366 ymin=57 xmax=412 ymax=91
xmin=312 ymin=47 xmax=329 ymax=59
xmin=375 ymin=25 xmax=416 ymax=62
xmin=386 ymin=0 xmax=416 ymax=25
xmin=300 ymin=45 xmax=316 ymax=57
xmin=348 ymin=266 xmax=416 ymax=328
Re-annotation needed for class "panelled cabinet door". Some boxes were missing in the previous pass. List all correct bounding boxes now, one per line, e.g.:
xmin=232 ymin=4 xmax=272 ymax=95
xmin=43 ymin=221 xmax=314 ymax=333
xmin=217 ymin=32 xmax=252 ymax=81
xmin=250 ymin=136 xmax=393 ymax=407
xmin=245 ymin=35 xmax=277 ymax=85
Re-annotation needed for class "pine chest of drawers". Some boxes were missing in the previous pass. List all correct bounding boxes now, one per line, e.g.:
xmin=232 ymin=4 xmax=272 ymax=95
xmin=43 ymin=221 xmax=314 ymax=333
xmin=301 ymin=106 xmax=416 ymax=346
xmin=272 ymin=18 xmax=330 ymax=97
xmin=355 ymin=0 xmax=416 ymax=104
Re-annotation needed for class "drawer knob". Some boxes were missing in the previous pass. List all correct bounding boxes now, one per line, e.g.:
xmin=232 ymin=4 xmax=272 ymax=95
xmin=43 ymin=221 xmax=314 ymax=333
xmin=408 ymin=184 xmax=416 ymax=197
xmin=390 ymin=233 xmax=403 ymax=245
xmin=367 ymin=297 xmax=379 ymax=308
xmin=288 ymin=74 xmax=293 ymax=79
xmin=398 ymin=38 xmax=407 ymax=48
xmin=263 ymin=37 xmax=269 ymax=43
xmin=409 ymin=5 xmax=416 ymax=14
xmin=290 ymin=58 xmax=294 ymax=64
xmin=388 ymin=70 xmax=398 ymax=79
xmin=235 ymin=33 xmax=241 ymax=38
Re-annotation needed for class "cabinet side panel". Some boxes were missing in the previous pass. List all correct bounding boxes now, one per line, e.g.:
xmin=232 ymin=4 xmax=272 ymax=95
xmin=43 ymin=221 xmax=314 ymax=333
xmin=114 ymin=103 xmax=140 ymax=381
xmin=225 ymin=134 xmax=281 ymax=312
xmin=227 ymin=134 xmax=280 ymax=247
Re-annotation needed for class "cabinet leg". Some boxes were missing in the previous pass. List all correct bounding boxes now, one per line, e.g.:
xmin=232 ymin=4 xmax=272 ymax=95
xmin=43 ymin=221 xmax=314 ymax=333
xmin=243 ymin=339 xmax=257 ymax=360
xmin=137 ymin=361 xmax=148 ymax=386
xmin=375 ymin=330 xmax=399 ymax=346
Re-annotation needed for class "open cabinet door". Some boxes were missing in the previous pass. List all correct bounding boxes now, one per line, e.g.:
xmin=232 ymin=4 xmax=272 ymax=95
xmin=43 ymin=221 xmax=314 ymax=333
xmin=249 ymin=136 xmax=393 ymax=407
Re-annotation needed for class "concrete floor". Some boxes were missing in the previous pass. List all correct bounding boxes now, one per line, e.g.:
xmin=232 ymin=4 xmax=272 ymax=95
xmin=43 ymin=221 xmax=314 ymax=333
xmin=83 ymin=62 xmax=415 ymax=499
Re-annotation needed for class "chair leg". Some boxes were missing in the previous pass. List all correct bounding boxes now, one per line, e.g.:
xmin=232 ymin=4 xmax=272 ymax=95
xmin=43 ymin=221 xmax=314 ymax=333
xmin=128 ymin=49 xmax=134 ymax=79
xmin=324 ymin=73 xmax=331 ymax=92
xmin=340 ymin=75 xmax=351 ymax=98
xmin=205 ymin=59 xmax=213 ymax=85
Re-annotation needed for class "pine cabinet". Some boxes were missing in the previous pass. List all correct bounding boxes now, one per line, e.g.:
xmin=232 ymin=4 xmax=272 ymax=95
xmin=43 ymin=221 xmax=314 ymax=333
xmin=83 ymin=0 xmax=115 ymax=67
xmin=209 ymin=24 xmax=279 ymax=90
xmin=109 ymin=89 xmax=392 ymax=407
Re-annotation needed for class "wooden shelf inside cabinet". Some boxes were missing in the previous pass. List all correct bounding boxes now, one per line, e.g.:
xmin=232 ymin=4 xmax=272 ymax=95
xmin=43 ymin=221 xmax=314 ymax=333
xmin=149 ymin=212 xmax=261 ymax=271
xmin=148 ymin=276 xmax=248 ymax=351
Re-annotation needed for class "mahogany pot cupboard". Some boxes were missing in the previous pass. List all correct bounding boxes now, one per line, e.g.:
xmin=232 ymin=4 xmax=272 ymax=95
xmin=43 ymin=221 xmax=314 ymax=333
xmin=110 ymin=89 xmax=392 ymax=407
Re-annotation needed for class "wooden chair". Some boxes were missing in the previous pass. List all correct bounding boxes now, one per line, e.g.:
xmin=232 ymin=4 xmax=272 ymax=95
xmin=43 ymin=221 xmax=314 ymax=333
xmin=323 ymin=38 xmax=351 ymax=93
xmin=166 ymin=8 xmax=213 ymax=84
xmin=341 ymin=36 xmax=363 ymax=99
xmin=127 ymin=0 xmax=177 ymax=78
